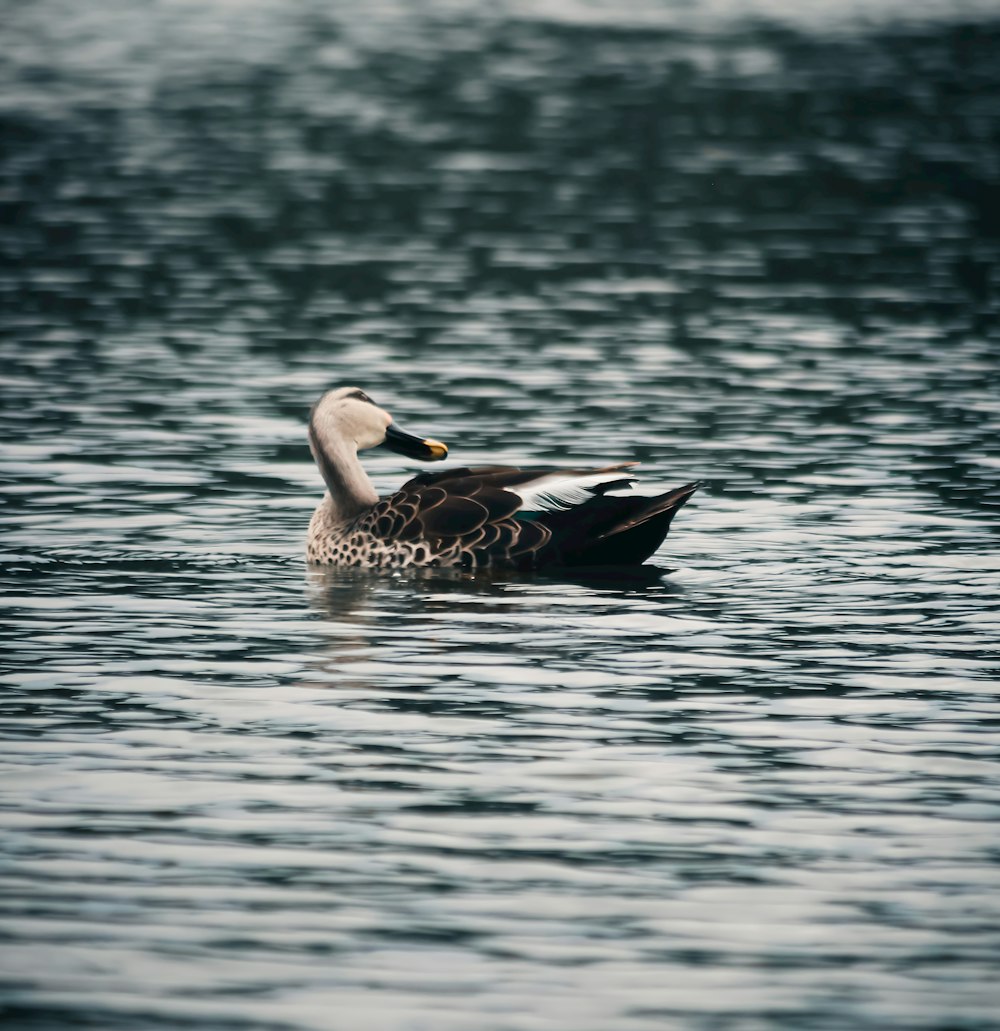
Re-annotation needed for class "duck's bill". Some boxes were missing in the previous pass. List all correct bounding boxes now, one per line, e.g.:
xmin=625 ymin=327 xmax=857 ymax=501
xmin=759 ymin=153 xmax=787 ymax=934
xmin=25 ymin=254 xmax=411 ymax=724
xmin=382 ymin=423 xmax=448 ymax=462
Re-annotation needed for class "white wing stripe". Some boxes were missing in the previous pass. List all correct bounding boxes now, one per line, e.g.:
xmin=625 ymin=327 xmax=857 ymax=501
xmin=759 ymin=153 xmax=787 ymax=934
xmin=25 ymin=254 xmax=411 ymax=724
xmin=505 ymin=473 xmax=638 ymax=513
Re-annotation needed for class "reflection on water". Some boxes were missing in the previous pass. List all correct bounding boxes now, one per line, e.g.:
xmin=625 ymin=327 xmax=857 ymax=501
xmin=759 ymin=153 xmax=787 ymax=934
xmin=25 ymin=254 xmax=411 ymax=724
xmin=1 ymin=0 xmax=999 ymax=1029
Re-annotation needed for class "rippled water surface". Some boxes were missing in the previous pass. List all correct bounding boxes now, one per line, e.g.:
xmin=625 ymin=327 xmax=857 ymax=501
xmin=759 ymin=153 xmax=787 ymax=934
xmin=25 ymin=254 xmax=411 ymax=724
xmin=2 ymin=1 xmax=1000 ymax=1028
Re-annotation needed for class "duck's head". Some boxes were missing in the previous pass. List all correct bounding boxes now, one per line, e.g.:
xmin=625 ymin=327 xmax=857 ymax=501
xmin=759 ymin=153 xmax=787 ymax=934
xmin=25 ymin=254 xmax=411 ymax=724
xmin=309 ymin=386 xmax=448 ymax=462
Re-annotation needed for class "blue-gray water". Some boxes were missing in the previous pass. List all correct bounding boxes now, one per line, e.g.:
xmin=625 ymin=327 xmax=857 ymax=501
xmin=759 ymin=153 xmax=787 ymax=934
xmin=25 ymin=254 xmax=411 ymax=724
xmin=2 ymin=1 xmax=999 ymax=1029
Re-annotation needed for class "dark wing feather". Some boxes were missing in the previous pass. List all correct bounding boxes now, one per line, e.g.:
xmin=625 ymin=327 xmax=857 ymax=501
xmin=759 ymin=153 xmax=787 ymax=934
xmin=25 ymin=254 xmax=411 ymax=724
xmin=473 ymin=487 xmax=523 ymax=521
xmin=372 ymin=463 xmax=697 ymax=569
xmin=412 ymin=486 xmax=447 ymax=512
xmin=420 ymin=496 xmax=488 ymax=536
xmin=490 ymin=521 xmax=519 ymax=555
xmin=509 ymin=520 xmax=551 ymax=557
xmin=594 ymin=483 xmax=702 ymax=540
xmin=401 ymin=463 xmax=634 ymax=493
xmin=433 ymin=477 xmax=484 ymax=497
xmin=474 ymin=523 xmax=502 ymax=551
xmin=473 ymin=464 xmax=636 ymax=491
xmin=401 ymin=465 xmax=511 ymax=490
xmin=536 ymin=482 xmax=702 ymax=566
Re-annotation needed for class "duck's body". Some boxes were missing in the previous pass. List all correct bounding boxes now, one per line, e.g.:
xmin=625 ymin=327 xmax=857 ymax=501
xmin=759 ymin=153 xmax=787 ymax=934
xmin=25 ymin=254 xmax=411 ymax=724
xmin=306 ymin=387 xmax=699 ymax=571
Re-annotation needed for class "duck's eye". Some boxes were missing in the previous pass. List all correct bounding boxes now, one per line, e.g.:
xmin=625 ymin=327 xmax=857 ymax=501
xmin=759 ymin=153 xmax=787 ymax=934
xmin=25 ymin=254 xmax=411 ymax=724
xmin=347 ymin=390 xmax=375 ymax=405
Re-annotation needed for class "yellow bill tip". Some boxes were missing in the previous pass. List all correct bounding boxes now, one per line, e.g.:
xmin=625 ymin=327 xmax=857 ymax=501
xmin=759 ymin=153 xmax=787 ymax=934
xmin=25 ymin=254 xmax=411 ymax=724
xmin=424 ymin=439 xmax=448 ymax=460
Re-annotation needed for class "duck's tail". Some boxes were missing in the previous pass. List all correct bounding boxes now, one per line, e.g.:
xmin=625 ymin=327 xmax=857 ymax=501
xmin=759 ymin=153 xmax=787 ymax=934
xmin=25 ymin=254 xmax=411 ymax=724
xmin=544 ymin=482 xmax=702 ymax=567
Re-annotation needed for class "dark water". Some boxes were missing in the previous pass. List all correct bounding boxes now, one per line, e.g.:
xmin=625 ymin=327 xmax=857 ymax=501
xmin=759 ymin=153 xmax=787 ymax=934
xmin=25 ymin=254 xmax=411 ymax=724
xmin=2 ymin=1 xmax=1000 ymax=1028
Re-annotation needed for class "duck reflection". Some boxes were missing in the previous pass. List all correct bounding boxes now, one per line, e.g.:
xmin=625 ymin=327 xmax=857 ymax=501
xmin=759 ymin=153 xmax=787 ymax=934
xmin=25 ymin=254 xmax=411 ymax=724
xmin=303 ymin=562 xmax=692 ymax=691
xmin=306 ymin=563 xmax=682 ymax=622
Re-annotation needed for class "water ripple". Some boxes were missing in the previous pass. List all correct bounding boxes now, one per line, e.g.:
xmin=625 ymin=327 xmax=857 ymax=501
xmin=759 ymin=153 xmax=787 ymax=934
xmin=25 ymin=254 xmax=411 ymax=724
xmin=3 ymin=1 xmax=1000 ymax=1029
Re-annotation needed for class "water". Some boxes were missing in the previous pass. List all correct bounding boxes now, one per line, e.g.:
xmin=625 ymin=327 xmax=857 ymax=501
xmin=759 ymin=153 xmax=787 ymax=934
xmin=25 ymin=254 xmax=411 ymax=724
xmin=2 ymin=1 xmax=1000 ymax=1028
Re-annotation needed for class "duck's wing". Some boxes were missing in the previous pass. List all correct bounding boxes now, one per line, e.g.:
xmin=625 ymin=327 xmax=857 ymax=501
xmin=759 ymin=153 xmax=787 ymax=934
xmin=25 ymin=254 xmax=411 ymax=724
xmin=533 ymin=480 xmax=702 ymax=566
xmin=373 ymin=464 xmax=699 ymax=569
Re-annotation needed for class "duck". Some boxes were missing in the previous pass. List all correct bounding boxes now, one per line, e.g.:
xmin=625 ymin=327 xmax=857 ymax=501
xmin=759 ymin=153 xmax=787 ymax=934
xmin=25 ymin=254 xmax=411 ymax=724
xmin=306 ymin=385 xmax=700 ymax=570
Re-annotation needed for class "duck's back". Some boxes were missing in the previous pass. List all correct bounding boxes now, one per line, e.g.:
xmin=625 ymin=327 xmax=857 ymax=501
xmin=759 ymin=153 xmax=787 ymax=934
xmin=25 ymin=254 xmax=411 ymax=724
xmin=308 ymin=464 xmax=699 ymax=570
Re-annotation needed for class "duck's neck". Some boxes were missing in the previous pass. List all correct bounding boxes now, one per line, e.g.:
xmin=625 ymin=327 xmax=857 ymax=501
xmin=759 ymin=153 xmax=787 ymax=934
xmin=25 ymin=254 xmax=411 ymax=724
xmin=309 ymin=419 xmax=378 ymax=522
